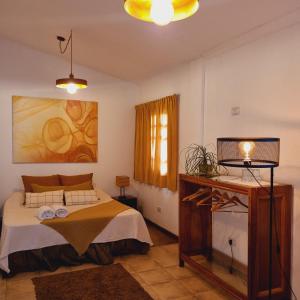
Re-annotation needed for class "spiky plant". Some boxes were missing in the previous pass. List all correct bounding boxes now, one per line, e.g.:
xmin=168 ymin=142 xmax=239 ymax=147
xmin=184 ymin=144 xmax=223 ymax=178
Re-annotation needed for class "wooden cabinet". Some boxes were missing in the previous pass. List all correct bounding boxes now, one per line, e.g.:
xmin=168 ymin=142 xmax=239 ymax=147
xmin=179 ymin=174 xmax=292 ymax=300
xmin=112 ymin=195 xmax=138 ymax=210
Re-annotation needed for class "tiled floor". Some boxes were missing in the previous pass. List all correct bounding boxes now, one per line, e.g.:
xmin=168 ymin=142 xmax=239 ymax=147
xmin=0 ymin=243 xmax=232 ymax=300
xmin=146 ymin=221 xmax=178 ymax=246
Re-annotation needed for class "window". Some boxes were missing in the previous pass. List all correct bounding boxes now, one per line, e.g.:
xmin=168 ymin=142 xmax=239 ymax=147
xmin=151 ymin=113 xmax=168 ymax=176
xmin=134 ymin=95 xmax=178 ymax=191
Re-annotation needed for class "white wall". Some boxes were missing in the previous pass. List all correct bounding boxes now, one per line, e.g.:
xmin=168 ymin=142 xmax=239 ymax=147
xmin=138 ymin=24 xmax=300 ymax=295
xmin=136 ymin=60 xmax=204 ymax=234
xmin=0 ymin=36 xmax=139 ymax=210
xmin=204 ymin=24 xmax=300 ymax=295
xmin=1 ymin=22 xmax=299 ymax=295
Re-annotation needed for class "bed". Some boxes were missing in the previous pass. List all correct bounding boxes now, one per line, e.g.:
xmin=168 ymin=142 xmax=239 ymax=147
xmin=0 ymin=188 xmax=153 ymax=276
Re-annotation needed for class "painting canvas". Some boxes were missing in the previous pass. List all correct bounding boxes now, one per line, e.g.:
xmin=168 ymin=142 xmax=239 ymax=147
xmin=13 ymin=96 xmax=98 ymax=163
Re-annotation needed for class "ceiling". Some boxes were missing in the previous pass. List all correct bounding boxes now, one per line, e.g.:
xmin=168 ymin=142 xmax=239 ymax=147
xmin=0 ymin=0 xmax=299 ymax=81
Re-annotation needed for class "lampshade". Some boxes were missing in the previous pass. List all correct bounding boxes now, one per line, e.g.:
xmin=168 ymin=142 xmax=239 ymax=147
xmin=124 ymin=0 xmax=199 ymax=26
xmin=56 ymin=75 xmax=88 ymax=93
xmin=116 ymin=176 xmax=130 ymax=188
xmin=56 ymin=31 xmax=88 ymax=94
xmin=217 ymin=137 xmax=280 ymax=168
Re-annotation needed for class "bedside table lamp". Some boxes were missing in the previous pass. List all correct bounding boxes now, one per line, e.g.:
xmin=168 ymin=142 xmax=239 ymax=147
xmin=217 ymin=137 xmax=280 ymax=300
xmin=116 ymin=176 xmax=130 ymax=199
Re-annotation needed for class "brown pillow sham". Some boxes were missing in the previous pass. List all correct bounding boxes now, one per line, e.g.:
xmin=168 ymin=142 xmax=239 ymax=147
xmin=22 ymin=175 xmax=60 ymax=193
xmin=31 ymin=181 xmax=93 ymax=193
xmin=59 ymin=173 xmax=93 ymax=186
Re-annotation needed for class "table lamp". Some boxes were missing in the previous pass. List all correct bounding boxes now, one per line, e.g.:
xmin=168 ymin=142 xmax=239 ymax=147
xmin=116 ymin=176 xmax=130 ymax=199
xmin=217 ymin=137 xmax=280 ymax=300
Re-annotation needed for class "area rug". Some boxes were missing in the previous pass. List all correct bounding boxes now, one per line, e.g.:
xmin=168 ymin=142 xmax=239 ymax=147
xmin=32 ymin=263 xmax=153 ymax=300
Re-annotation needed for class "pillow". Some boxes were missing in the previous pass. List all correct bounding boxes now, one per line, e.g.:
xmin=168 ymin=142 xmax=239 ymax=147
xmin=31 ymin=181 xmax=94 ymax=193
xmin=22 ymin=175 xmax=60 ymax=193
xmin=25 ymin=190 xmax=64 ymax=208
xmin=59 ymin=173 xmax=93 ymax=186
xmin=65 ymin=190 xmax=98 ymax=206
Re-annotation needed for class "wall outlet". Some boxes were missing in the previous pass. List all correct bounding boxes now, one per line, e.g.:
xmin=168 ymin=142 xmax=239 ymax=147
xmin=228 ymin=238 xmax=235 ymax=246
xmin=156 ymin=207 xmax=162 ymax=213
xmin=231 ymin=106 xmax=240 ymax=116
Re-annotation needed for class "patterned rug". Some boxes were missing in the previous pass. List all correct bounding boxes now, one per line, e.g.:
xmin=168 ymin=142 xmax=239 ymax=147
xmin=32 ymin=264 xmax=153 ymax=300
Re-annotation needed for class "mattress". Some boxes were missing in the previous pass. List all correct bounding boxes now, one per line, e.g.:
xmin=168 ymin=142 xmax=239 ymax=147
xmin=0 ymin=189 xmax=153 ymax=273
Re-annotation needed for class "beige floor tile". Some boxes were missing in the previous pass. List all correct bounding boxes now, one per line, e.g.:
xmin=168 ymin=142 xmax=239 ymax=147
xmin=149 ymin=247 xmax=178 ymax=267
xmin=0 ymin=284 xmax=6 ymax=300
xmin=161 ymin=243 xmax=179 ymax=255
xmin=6 ymin=290 xmax=36 ymax=300
xmin=177 ymin=296 xmax=198 ymax=300
xmin=120 ymin=261 xmax=136 ymax=273
xmin=138 ymin=268 xmax=173 ymax=285
xmin=71 ymin=263 xmax=98 ymax=272
xmin=121 ymin=255 xmax=161 ymax=272
xmin=141 ymin=283 xmax=161 ymax=300
xmin=0 ymin=277 xmax=6 ymax=288
xmin=6 ymin=271 xmax=39 ymax=282
xmin=151 ymin=280 xmax=192 ymax=300
xmin=130 ymin=272 xmax=146 ymax=285
xmin=0 ymin=276 xmax=6 ymax=300
xmin=180 ymin=276 xmax=212 ymax=295
xmin=195 ymin=290 xmax=231 ymax=300
xmin=165 ymin=265 xmax=196 ymax=280
xmin=39 ymin=265 xmax=73 ymax=277
xmin=6 ymin=278 xmax=35 ymax=294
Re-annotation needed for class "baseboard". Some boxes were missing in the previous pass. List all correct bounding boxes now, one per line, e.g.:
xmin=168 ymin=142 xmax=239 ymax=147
xmin=212 ymin=248 xmax=247 ymax=280
xmin=144 ymin=219 xmax=245 ymax=280
xmin=144 ymin=218 xmax=178 ymax=241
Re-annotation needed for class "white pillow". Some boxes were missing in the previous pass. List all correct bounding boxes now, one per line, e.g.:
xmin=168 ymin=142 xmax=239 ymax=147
xmin=25 ymin=190 xmax=64 ymax=208
xmin=64 ymin=190 xmax=98 ymax=206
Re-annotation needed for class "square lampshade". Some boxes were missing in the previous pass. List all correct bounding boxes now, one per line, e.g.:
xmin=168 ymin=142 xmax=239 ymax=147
xmin=217 ymin=137 xmax=280 ymax=168
xmin=116 ymin=176 xmax=130 ymax=188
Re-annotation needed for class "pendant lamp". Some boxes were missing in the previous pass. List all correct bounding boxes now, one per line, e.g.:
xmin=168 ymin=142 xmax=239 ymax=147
xmin=124 ymin=0 xmax=199 ymax=26
xmin=56 ymin=30 xmax=88 ymax=94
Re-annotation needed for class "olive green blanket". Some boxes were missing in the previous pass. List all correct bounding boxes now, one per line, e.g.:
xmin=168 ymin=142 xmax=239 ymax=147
xmin=42 ymin=200 xmax=130 ymax=255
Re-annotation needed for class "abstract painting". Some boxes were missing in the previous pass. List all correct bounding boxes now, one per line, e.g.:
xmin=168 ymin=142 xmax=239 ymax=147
xmin=13 ymin=96 xmax=98 ymax=163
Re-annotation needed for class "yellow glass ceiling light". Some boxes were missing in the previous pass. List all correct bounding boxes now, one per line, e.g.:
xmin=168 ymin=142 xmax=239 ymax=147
xmin=56 ymin=30 xmax=88 ymax=94
xmin=124 ymin=0 xmax=199 ymax=26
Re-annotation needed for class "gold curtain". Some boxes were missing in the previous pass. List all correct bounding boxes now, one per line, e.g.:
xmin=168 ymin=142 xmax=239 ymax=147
xmin=134 ymin=95 xmax=178 ymax=191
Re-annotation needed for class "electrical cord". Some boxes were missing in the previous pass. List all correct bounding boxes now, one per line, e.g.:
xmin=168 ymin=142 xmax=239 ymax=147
xmin=246 ymin=168 xmax=298 ymax=300
xmin=57 ymin=33 xmax=72 ymax=54
xmin=229 ymin=239 xmax=234 ymax=274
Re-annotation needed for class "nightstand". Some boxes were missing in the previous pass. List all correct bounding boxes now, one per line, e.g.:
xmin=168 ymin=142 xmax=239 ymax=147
xmin=112 ymin=195 xmax=138 ymax=210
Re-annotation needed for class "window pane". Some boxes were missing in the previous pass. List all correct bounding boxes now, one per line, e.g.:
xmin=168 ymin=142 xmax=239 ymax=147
xmin=161 ymin=140 xmax=167 ymax=162
xmin=151 ymin=113 xmax=168 ymax=176
xmin=160 ymin=114 xmax=167 ymax=126
xmin=160 ymin=162 xmax=168 ymax=176
xmin=161 ymin=127 xmax=167 ymax=139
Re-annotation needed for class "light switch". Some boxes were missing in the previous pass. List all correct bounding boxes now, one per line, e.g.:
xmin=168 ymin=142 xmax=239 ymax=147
xmin=231 ymin=106 xmax=240 ymax=116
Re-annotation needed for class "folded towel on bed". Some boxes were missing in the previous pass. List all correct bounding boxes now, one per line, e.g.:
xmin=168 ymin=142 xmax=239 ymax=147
xmin=37 ymin=206 xmax=55 ymax=220
xmin=52 ymin=205 xmax=69 ymax=218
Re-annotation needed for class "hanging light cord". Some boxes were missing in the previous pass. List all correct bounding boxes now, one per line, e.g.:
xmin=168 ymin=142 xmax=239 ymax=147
xmin=57 ymin=30 xmax=73 ymax=76
xmin=246 ymin=168 xmax=298 ymax=300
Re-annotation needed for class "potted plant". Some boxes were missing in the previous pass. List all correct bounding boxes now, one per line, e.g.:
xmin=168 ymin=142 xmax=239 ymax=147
xmin=183 ymin=144 xmax=225 ymax=178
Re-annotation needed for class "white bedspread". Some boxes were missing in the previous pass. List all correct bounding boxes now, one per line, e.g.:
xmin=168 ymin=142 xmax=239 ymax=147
xmin=0 ymin=189 xmax=153 ymax=273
